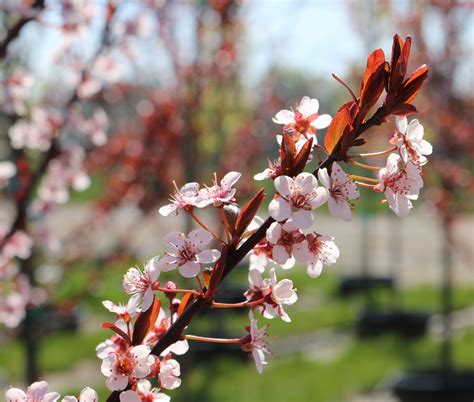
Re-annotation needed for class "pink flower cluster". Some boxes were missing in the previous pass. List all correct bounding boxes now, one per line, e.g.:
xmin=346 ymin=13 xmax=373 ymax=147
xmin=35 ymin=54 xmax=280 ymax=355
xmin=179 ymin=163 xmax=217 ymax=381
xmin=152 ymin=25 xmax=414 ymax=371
xmin=2 ymin=87 xmax=431 ymax=400
xmin=375 ymin=117 xmax=432 ymax=217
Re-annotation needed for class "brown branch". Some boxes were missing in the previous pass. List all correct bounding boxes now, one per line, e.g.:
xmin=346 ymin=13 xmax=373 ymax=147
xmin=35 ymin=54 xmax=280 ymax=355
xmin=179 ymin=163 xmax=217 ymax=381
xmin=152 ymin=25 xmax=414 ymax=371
xmin=106 ymin=100 xmax=392 ymax=401
xmin=0 ymin=0 xmax=45 ymax=59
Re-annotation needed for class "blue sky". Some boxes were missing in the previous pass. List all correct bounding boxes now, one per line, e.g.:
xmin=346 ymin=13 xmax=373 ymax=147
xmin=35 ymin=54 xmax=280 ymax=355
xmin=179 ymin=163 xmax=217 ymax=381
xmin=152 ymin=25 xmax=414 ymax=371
xmin=242 ymin=0 xmax=366 ymax=83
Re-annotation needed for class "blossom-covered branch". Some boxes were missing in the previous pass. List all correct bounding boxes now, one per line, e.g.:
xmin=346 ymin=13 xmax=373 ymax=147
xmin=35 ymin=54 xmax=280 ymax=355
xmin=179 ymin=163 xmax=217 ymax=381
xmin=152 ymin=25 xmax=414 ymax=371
xmin=3 ymin=33 xmax=431 ymax=401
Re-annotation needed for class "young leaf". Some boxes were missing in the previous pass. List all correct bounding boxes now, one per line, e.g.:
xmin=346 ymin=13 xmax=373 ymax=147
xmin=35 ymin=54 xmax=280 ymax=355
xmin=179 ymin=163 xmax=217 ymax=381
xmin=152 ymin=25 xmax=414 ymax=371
xmin=101 ymin=322 xmax=132 ymax=344
xmin=280 ymin=133 xmax=296 ymax=175
xmin=132 ymin=298 xmax=161 ymax=345
xmin=178 ymin=292 xmax=197 ymax=316
xmin=292 ymin=137 xmax=314 ymax=176
xmin=206 ymin=245 xmax=228 ymax=301
xmin=359 ymin=49 xmax=387 ymax=120
xmin=324 ymin=105 xmax=352 ymax=153
xmin=398 ymin=64 xmax=429 ymax=104
xmin=390 ymin=103 xmax=418 ymax=116
xmin=234 ymin=189 xmax=266 ymax=241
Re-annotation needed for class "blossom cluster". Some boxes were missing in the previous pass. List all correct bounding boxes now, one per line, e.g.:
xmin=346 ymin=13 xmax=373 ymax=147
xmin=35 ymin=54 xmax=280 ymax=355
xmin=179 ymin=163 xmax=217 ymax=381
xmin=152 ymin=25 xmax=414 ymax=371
xmin=2 ymin=33 xmax=430 ymax=401
xmin=0 ymin=0 xmax=159 ymax=330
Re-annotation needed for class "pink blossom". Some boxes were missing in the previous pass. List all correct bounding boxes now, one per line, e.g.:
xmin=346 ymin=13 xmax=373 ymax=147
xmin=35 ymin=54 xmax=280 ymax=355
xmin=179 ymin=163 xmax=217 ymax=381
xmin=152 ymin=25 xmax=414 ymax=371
xmin=254 ymin=158 xmax=281 ymax=181
xmin=273 ymin=96 xmax=332 ymax=142
xmin=0 ymin=292 xmax=26 ymax=328
xmin=9 ymin=108 xmax=62 ymax=151
xmin=392 ymin=117 xmax=432 ymax=166
xmin=318 ymin=163 xmax=359 ymax=222
xmin=301 ymin=232 xmax=340 ymax=278
xmin=241 ymin=311 xmax=270 ymax=374
xmin=119 ymin=380 xmax=170 ymax=402
xmin=5 ymin=381 xmax=59 ymax=402
xmin=269 ymin=173 xmax=328 ymax=229
xmin=195 ymin=171 xmax=241 ymax=207
xmin=118 ymin=390 xmax=140 ymax=402
xmin=123 ymin=257 xmax=160 ymax=312
xmin=102 ymin=300 xmax=135 ymax=323
xmin=246 ymin=268 xmax=298 ymax=322
xmin=96 ymin=335 xmax=128 ymax=360
xmin=2 ymin=69 xmax=34 ymax=115
xmin=158 ymin=182 xmax=200 ymax=216
xmin=266 ymin=221 xmax=308 ymax=268
xmin=157 ymin=229 xmax=221 ymax=278
xmin=38 ymin=146 xmax=90 ymax=205
xmin=0 ymin=161 xmax=16 ymax=188
xmin=159 ymin=358 xmax=182 ymax=390
xmin=101 ymin=345 xmax=156 ymax=391
xmin=136 ymin=380 xmax=170 ymax=401
xmin=61 ymin=387 xmax=98 ymax=402
xmin=375 ymin=153 xmax=423 ymax=218
xmin=70 ymin=108 xmax=109 ymax=146
xmin=1 ymin=229 xmax=33 ymax=260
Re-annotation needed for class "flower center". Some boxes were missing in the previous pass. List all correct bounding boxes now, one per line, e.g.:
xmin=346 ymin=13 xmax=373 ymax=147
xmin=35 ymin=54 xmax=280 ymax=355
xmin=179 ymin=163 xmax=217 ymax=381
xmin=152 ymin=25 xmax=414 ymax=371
xmin=306 ymin=233 xmax=322 ymax=255
xmin=115 ymin=355 xmax=135 ymax=376
xmin=177 ymin=242 xmax=197 ymax=263
xmin=289 ymin=193 xmax=312 ymax=210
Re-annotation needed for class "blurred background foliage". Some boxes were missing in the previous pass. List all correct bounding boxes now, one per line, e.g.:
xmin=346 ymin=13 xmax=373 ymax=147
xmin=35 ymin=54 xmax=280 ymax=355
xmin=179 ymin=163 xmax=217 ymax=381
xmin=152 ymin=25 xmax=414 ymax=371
xmin=0 ymin=0 xmax=473 ymax=401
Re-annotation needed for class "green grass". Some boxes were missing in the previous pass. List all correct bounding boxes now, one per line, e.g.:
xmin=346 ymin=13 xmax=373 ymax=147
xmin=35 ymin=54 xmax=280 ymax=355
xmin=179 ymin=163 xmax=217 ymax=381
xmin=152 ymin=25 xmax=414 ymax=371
xmin=178 ymin=329 xmax=474 ymax=402
xmin=68 ymin=174 xmax=106 ymax=203
xmin=0 ymin=328 xmax=106 ymax=380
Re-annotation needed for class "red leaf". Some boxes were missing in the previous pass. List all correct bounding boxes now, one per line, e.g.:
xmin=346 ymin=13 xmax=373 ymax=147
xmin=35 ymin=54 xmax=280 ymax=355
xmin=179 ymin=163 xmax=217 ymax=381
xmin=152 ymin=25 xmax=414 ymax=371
xmin=132 ymin=298 xmax=161 ymax=345
xmin=280 ymin=133 xmax=296 ymax=175
xmin=390 ymin=35 xmax=403 ymax=74
xmin=178 ymin=292 xmax=197 ymax=316
xmin=292 ymin=137 xmax=314 ymax=176
xmin=391 ymin=36 xmax=411 ymax=93
xmin=359 ymin=49 xmax=387 ymax=119
xmin=101 ymin=322 xmax=132 ymax=344
xmin=206 ymin=245 xmax=228 ymax=301
xmin=234 ymin=189 xmax=266 ymax=241
xmin=398 ymin=64 xmax=429 ymax=104
xmin=390 ymin=103 xmax=418 ymax=116
xmin=361 ymin=49 xmax=385 ymax=98
xmin=324 ymin=105 xmax=352 ymax=153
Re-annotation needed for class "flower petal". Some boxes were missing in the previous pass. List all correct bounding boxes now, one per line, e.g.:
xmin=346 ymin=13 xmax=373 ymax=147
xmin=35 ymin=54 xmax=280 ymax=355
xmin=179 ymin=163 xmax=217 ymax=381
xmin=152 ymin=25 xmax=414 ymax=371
xmin=221 ymin=171 xmax=241 ymax=188
xmin=268 ymin=197 xmax=291 ymax=222
xmin=196 ymin=249 xmax=221 ymax=264
xmin=158 ymin=204 xmax=176 ymax=217
xmin=272 ymin=109 xmax=294 ymax=125
xmin=311 ymin=113 xmax=332 ymax=129
xmin=164 ymin=231 xmax=185 ymax=249
xmin=179 ymin=261 xmax=201 ymax=278
xmin=295 ymin=172 xmax=317 ymax=195
xmin=396 ymin=116 xmax=408 ymax=133
xmin=266 ymin=222 xmax=282 ymax=244
xmin=188 ymin=229 xmax=212 ymax=249
xmin=119 ymin=390 xmax=141 ymax=402
xmin=79 ymin=388 xmax=98 ymax=402
xmin=307 ymin=260 xmax=323 ymax=278
xmin=141 ymin=289 xmax=154 ymax=311
xmin=291 ymin=209 xmax=314 ymax=229
xmin=106 ymin=372 xmax=128 ymax=391
xmin=272 ymin=245 xmax=290 ymax=266
xmin=273 ymin=175 xmax=292 ymax=197
xmin=298 ymin=96 xmax=319 ymax=118
xmin=317 ymin=168 xmax=331 ymax=189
